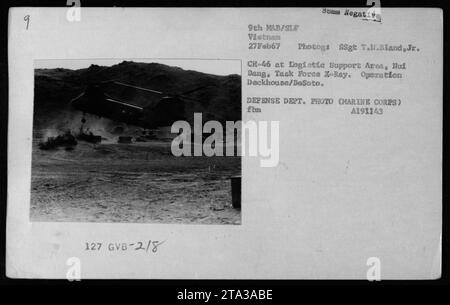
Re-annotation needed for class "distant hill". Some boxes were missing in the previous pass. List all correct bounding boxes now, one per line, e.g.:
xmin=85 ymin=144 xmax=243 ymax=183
xmin=34 ymin=61 xmax=241 ymax=128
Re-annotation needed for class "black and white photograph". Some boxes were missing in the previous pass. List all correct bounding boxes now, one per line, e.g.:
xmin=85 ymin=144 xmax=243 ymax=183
xmin=2 ymin=3 xmax=446 ymax=285
xmin=30 ymin=59 xmax=242 ymax=224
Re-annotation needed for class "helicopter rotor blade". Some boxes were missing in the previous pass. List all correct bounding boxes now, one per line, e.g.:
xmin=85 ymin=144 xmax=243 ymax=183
xmin=99 ymin=79 xmax=122 ymax=84
xmin=180 ymin=85 xmax=215 ymax=96
xmin=104 ymin=98 xmax=144 ymax=111
xmin=112 ymin=81 xmax=165 ymax=95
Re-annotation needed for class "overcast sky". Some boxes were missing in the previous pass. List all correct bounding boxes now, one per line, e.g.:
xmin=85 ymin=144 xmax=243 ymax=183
xmin=34 ymin=58 xmax=241 ymax=76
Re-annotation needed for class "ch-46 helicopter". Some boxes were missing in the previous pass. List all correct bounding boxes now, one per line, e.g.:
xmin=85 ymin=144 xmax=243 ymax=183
xmin=70 ymin=80 xmax=211 ymax=129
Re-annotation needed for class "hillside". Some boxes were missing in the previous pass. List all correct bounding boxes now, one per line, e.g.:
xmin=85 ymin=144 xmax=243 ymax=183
xmin=34 ymin=61 xmax=241 ymax=128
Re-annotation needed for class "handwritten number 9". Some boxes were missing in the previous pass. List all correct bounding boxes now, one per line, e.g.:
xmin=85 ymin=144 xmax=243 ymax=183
xmin=24 ymin=15 xmax=30 ymax=30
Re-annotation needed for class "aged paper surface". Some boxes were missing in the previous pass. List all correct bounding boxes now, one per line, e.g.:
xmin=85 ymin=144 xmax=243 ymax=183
xmin=7 ymin=8 xmax=442 ymax=279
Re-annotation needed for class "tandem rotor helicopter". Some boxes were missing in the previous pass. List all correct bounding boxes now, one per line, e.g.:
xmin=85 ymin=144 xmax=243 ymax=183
xmin=70 ymin=80 xmax=212 ymax=129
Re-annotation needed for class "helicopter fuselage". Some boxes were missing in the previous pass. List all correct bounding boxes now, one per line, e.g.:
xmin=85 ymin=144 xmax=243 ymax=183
xmin=70 ymin=84 xmax=185 ymax=128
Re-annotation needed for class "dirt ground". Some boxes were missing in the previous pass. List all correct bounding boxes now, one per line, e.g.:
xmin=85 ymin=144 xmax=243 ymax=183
xmin=30 ymin=131 xmax=241 ymax=224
